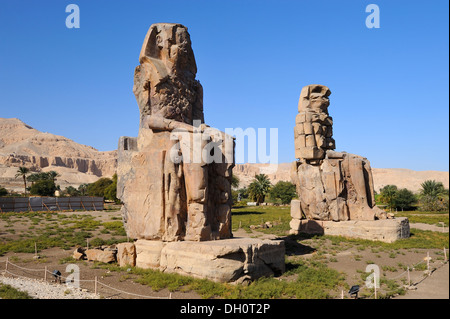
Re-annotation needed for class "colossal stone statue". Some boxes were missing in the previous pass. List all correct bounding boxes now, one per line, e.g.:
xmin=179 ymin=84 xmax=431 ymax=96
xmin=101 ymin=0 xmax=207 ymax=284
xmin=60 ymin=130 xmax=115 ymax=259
xmin=118 ymin=23 xmax=235 ymax=242
xmin=290 ymin=84 xmax=385 ymax=222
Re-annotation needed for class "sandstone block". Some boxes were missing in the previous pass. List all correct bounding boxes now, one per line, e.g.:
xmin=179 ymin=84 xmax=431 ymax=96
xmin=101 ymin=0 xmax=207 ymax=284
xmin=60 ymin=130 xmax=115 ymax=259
xmin=135 ymin=240 xmax=166 ymax=269
xmin=159 ymin=238 xmax=285 ymax=283
xmin=305 ymin=135 xmax=316 ymax=147
xmin=294 ymin=134 xmax=306 ymax=149
xmin=290 ymin=218 xmax=410 ymax=243
xmin=296 ymin=112 xmax=306 ymax=124
xmin=73 ymin=247 xmax=85 ymax=261
xmin=133 ymin=238 xmax=285 ymax=283
xmin=117 ymin=242 xmax=136 ymax=267
xmin=290 ymin=199 xmax=302 ymax=219
xmin=304 ymin=123 xmax=314 ymax=135
xmin=85 ymin=249 xmax=116 ymax=263
xmin=294 ymin=124 xmax=304 ymax=136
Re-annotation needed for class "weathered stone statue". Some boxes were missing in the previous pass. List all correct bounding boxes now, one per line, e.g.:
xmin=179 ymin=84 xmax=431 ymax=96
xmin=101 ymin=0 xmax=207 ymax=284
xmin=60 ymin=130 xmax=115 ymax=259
xmin=116 ymin=23 xmax=285 ymax=282
xmin=118 ymin=23 xmax=234 ymax=242
xmin=290 ymin=84 xmax=385 ymax=223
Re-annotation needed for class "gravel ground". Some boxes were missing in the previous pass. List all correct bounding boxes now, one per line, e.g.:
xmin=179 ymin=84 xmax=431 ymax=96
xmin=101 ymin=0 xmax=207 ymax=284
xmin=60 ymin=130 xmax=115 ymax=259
xmin=0 ymin=275 xmax=100 ymax=299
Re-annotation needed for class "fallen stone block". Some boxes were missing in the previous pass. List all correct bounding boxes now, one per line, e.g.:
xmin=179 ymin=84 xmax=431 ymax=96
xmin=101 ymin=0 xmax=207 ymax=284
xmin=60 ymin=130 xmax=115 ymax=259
xmin=73 ymin=247 xmax=85 ymax=260
xmin=85 ymin=249 xmax=116 ymax=263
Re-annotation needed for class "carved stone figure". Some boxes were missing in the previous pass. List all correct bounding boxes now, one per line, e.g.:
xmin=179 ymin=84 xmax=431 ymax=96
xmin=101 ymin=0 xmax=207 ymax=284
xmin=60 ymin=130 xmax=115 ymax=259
xmin=291 ymin=84 xmax=385 ymax=222
xmin=118 ymin=23 xmax=235 ymax=242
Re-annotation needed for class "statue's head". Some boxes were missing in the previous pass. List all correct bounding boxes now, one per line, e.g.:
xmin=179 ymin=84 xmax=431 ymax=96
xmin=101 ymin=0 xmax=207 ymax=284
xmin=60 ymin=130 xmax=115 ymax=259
xmin=134 ymin=23 xmax=204 ymax=125
xmin=298 ymin=84 xmax=331 ymax=113
xmin=139 ymin=23 xmax=197 ymax=77
xmin=294 ymin=84 xmax=335 ymax=161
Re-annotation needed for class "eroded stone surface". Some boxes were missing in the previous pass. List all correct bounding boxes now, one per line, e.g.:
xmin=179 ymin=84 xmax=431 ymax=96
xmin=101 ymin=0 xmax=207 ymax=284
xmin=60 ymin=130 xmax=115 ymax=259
xmin=289 ymin=218 xmax=410 ymax=243
xmin=291 ymin=85 xmax=385 ymax=223
xmin=133 ymin=238 xmax=285 ymax=283
xmin=117 ymin=242 xmax=136 ymax=267
xmin=118 ymin=23 xmax=235 ymax=242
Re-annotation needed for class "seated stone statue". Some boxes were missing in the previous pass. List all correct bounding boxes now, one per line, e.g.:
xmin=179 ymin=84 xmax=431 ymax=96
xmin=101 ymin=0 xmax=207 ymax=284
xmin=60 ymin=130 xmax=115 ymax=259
xmin=118 ymin=23 xmax=235 ymax=242
xmin=291 ymin=84 xmax=385 ymax=221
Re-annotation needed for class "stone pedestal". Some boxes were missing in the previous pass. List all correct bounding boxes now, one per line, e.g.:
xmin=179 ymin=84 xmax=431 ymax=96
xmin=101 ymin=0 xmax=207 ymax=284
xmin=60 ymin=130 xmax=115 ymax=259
xmin=289 ymin=217 xmax=410 ymax=243
xmin=134 ymin=238 xmax=285 ymax=283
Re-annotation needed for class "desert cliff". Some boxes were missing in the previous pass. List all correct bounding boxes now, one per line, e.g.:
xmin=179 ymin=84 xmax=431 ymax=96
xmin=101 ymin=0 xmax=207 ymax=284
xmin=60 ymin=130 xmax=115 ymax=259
xmin=0 ymin=118 xmax=447 ymax=194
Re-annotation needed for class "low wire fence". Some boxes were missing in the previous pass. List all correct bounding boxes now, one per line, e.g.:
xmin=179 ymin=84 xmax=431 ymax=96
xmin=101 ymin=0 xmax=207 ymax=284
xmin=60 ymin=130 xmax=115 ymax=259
xmin=0 ymin=197 xmax=104 ymax=213
xmin=2 ymin=258 xmax=171 ymax=299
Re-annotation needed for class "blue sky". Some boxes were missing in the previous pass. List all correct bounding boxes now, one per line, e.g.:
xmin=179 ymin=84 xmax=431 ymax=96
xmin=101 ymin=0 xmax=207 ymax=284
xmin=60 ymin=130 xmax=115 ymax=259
xmin=0 ymin=0 xmax=448 ymax=171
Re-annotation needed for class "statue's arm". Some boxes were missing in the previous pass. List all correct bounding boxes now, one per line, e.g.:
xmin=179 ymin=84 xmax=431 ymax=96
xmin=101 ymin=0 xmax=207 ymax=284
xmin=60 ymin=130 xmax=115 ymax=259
xmin=142 ymin=115 xmax=197 ymax=132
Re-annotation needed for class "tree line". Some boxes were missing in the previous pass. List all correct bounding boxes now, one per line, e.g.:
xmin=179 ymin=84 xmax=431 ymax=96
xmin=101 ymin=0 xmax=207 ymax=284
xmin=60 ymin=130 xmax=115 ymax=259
xmin=0 ymin=167 xmax=119 ymax=202
xmin=377 ymin=180 xmax=449 ymax=212
xmin=2 ymin=167 xmax=448 ymax=212
xmin=232 ymin=174 xmax=297 ymax=205
xmin=232 ymin=173 xmax=449 ymax=213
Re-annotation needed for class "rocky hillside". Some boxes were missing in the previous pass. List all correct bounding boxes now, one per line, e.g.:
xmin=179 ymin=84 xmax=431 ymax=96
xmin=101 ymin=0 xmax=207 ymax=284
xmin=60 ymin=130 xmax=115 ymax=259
xmin=0 ymin=118 xmax=447 ymax=194
xmin=0 ymin=118 xmax=117 ymax=192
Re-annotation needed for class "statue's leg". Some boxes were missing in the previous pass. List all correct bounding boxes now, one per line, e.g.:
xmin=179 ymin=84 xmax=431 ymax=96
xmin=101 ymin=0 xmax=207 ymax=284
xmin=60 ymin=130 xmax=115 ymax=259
xmin=183 ymin=162 xmax=211 ymax=241
xmin=343 ymin=155 xmax=376 ymax=220
xmin=163 ymin=144 xmax=186 ymax=241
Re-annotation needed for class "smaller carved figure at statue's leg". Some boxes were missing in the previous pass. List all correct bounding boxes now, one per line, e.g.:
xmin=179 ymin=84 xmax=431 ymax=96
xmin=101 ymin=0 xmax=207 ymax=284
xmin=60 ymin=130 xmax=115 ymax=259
xmin=163 ymin=144 xmax=186 ymax=241
xmin=183 ymin=162 xmax=212 ymax=241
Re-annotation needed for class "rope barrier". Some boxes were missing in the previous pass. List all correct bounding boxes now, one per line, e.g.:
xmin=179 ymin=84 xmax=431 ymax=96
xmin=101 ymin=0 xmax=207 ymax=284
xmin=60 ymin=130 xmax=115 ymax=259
xmin=3 ymin=248 xmax=447 ymax=300
xmin=96 ymin=281 xmax=170 ymax=299
xmin=6 ymin=261 xmax=44 ymax=272
xmin=344 ymin=249 xmax=448 ymax=299
xmin=3 ymin=259 xmax=171 ymax=299
xmin=3 ymin=269 xmax=42 ymax=281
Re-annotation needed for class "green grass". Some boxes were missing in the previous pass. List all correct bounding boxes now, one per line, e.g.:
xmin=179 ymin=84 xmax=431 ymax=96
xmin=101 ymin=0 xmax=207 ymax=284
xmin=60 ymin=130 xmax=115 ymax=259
xmin=319 ymin=229 xmax=448 ymax=250
xmin=2 ymin=207 xmax=448 ymax=299
xmin=96 ymin=257 xmax=346 ymax=299
xmin=102 ymin=221 xmax=127 ymax=236
xmin=232 ymin=206 xmax=291 ymax=236
xmin=0 ymin=283 xmax=33 ymax=299
xmin=0 ymin=212 xmax=128 ymax=256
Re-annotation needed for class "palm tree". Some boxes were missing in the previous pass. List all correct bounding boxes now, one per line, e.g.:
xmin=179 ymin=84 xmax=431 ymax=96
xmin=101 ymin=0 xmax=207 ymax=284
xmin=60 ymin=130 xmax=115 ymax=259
xmin=230 ymin=175 xmax=240 ymax=189
xmin=27 ymin=173 xmax=40 ymax=186
xmin=47 ymin=171 xmax=59 ymax=183
xmin=419 ymin=180 xmax=448 ymax=212
xmin=78 ymin=183 xmax=89 ymax=196
xmin=379 ymin=185 xmax=398 ymax=212
xmin=15 ymin=167 xmax=30 ymax=195
xmin=420 ymin=180 xmax=447 ymax=199
xmin=248 ymin=174 xmax=272 ymax=204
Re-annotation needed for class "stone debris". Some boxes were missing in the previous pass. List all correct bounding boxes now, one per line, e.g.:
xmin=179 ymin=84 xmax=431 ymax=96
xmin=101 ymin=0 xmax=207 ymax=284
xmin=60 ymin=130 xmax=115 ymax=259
xmin=73 ymin=245 xmax=117 ymax=264
xmin=0 ymin=276 xmax=99 ymax=299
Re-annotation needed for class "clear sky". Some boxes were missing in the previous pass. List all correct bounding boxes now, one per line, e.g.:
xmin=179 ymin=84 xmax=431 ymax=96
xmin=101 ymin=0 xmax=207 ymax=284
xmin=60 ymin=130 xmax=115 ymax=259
xmin=0 ymin=0 xmax=448 ymax=171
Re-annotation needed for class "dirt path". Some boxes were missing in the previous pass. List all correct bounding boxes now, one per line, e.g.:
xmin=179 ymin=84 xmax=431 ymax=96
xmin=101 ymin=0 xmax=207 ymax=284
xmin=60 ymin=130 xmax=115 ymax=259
xmin=410 ymin=223 xmax=448 ymax=233
xmin=394 ymin=262 xmax=449 ymax=299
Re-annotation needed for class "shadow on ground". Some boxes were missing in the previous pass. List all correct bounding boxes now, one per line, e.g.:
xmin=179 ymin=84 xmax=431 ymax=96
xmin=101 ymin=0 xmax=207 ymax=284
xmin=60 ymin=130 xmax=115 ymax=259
xmin=279 ymin=234 xmax=317 ymax=256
